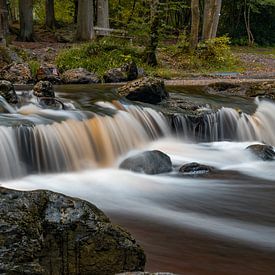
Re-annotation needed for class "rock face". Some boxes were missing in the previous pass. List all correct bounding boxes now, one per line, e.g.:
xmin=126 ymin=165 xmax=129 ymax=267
xmin=246 ymin=144 xmax=275 ymax=161
xmin=179 ymin=162 xmax=214 ymax=175
xmin=0 ymin=62 xmax=32 ymax=84
xmin=0 ymin=187 xmax=145 ymax=274
xmin=119 ymin=150 xmax=172 ymax=174
xmin=118 ymin=77 xmax=168 ymax=104
xmin=0 ymin=80 xmax=18 ymax=104
xmin=33 ymin=81 xmax=55 ymax=98
xmin=104 ymin=62 xmax=138 ymax=83
xmin=61 ymin=68 xmax=100 ymax=84
xmin=36 ymin=64 xmax=61 ymax=84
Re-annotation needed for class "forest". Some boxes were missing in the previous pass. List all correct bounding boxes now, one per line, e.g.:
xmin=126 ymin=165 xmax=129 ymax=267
xmin=0 ymin=1 xmax=275 ymax=275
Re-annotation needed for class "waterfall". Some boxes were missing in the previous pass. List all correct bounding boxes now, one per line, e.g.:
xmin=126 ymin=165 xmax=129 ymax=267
xmin=0 ymin=102 xmax=170 ymax=177
xmin=172 ymin=99 xmax=275 ymax=145
xmin=0 ymin=98 xmax=275 ymax=179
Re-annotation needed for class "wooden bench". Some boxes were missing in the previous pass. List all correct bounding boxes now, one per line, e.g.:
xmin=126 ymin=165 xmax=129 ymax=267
xmin=94 ymin=27 xmax=133 ymax=43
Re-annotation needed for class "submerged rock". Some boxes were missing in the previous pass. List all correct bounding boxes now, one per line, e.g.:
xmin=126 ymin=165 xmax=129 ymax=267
xmin=118 ymin=77 xmax=168 ymax=104
xmin=246 ymin=144 xmax=275 ymax=161
xmin=61 ymin=68 xmax=100 ymax=84
xmin=0 ymin=187 xmax=145 ymax=274
xmin=0 ymin=62 xmax=32 ymax=84
xmin=119 ymin=150 xmax=172 ymax=174
xmin=36 ymin=64 xmax=61 ymax=84
xmin=179 ymin=162 xmax=215 ymax=175
xmin=33 ymin=80 xmax=55 ymax=98
xmin=0 ymin=80 xmax=18 ymax=104
xmin=104 ymin=62 xmax=138 ymax=83
xmin=204 ymin=82 xmax=246 ymax=96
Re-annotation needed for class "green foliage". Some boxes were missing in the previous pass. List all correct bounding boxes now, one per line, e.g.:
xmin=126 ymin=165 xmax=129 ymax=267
xmin=196 ymin=36 xmax=236 ymax=67
xmin=55 ymin=38 xmax=144 ymax=76
xmin=0 ymin=47 xmax=11 ymax=64
xmin=28 ymin=60 xmax=40 ymax=78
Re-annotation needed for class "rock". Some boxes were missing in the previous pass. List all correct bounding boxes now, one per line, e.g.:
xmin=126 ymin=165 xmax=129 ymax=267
xmin=205 ymin=82 xmax=246 ymax=96
xmin=104 ymin=62 xmax=138 ymax=83
xmin=0 ymin=62 xmax=32 ymax=84
xmin=245 ymin=81 xmax=275 ymax=99
xmin=119 ymin=150 xmax=172 ymax=174
xmin=0 ymin=187 xmax=145 ymax=274
xmin=118 ymin=77 xmax=169 ymax=104
xmin=36 ymin=64 xmax=61 ymax=84
xmin=179 ymin=162 xmax=214 ymax=175
xmin=61 ymin=68 xmax=100 ymax=84
xmin=246 ymin=144 xmax=275 ymax=161
xmin=33 ymin=81 xmax=55 ymax=98
xmin=0 ymin=80 xmax=18 ymax=104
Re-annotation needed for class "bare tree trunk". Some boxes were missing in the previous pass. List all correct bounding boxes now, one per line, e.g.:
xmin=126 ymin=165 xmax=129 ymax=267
xmin=244 ymin=0 xmax=254 ymax=46
xmin=76 ymin=0 xmax=94 ymax=41
xmin=202 ymin=0 xmax=211 ymax=40
xmin=45 ymin=0 xmax=55 ymax=29
xmin=190 ymin=0 xmax=200 ymax=50
xmin=74 ymin=0 xmax=78 ymax=24
xmin=145 ymin=0 xmax=160 ymax=66
xmin=19 ymin=0 xmax=34 ymax=41
xmin=96 ymin=0 xmax=109 ymax=35
xmin=211 ymin=0 xmax=222 ymax=38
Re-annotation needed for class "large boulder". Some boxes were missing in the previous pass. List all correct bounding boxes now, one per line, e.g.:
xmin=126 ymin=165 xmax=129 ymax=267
xmin=36 ymin=64 xmax=61 ymax=84
xmin=119 ymin=150 xmax=172 ymax=175
xmin=0 ymin=62 xmax=32 ymax=84
xmin=118 ymin=77 xmax=168 ymax=104
xmin=0 ymin=187 xmax=145 ymax=274
xmin=0 ymin=80 xmax=18 ymax=104
xmin=104 ymin=62 xmax=138 ymax=83
xmin=61 ymin=68 xmax=100 ymax=84
xmin=246 ymin=144 xmax=275 ymax=161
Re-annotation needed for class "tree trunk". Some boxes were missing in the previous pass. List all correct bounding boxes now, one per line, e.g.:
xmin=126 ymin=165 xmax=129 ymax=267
xmin=96 ymin=0 xmax=109 ymax=35
xmin=145 ymin=0 xmax=160 ymax=66
xmin=45 ymin=0 xmax=55 ymax=29
xmin=19 ymin=0 xmax=34 ymax=41
xmin=189 ymin=0 xmax=200 ymax=50
xmin=0 ymin=0 xmax=9 ymax=37
xmin=74 ymin=0 xmax=78 ymax=24
xmin=244 ymin=0 xmax=254 ymax=46
xmin=76 ymin=0 xmax=94 ymax=41
xmin=211 ymin=0 xmax=222 ymax=38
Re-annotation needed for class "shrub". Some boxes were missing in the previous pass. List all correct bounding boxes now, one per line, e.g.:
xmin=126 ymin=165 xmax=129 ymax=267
xmin=28 ymin=60 xmax=41 ymax=78
xmin=195 ymin=36 xmax=236 ymax=67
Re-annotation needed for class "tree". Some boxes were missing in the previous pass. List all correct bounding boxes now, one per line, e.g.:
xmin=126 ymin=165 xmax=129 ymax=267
xmin=145 ymin=0 xmax=160 ymax=66
xmin=0 ymin=0 xmax=9 ymax=36
xmin=76 ymin=0 xmax=94 ymax=41
xmin=96 ymin=0 xmax=110 ymax=35
xmin=190 ymin=0 xmax=200 ymax=50
xmin=19 ymin=0 xmax=34 ymax=41
xmin=202 ymin=0 xmax=222 ymax=40
xmin=45 ymin=0 xmax=56 ymax=29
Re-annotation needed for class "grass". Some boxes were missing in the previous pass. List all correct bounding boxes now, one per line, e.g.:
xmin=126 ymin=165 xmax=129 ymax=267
xmin=232 ymin=46 xmax=275 ymax=57
xmin=55 ymin=36 xmax=245 ymax=80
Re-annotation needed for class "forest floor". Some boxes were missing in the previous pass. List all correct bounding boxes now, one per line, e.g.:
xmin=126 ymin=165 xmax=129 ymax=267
xmin=9 ymin=25 xmax=275 ymax=83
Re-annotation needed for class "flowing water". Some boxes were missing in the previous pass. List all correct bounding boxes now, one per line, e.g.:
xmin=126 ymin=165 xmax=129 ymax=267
xmin=1 ymin=85 xmax=275 ymax=274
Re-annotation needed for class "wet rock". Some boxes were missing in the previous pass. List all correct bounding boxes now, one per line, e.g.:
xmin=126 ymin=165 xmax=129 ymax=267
xmin=205 ymin=82 xmax=246 ymax=96
xmin=0 ymin=187 xmax=145 ymax=274
xmin=179 ymin=162 xmax=215 ymax=175
xmin=0 ymin=62 xmax=32 ymax=84
xmin=33 ymin=81 xmax=55 ymax=98
xmin=119 ymin=150 xmax=172 ymax=174
xmin=246 ymin=144 xmax=275 ymax=161
xmin=245 ymin=81 xmax=275 ymax=99
xmin=104 ymin=62 xmax=138 ymax=83
xmin=0 ymin=80 xmax=18 ymax=104
xmin=36 ymin=64 xmax=61 ymax=84
xmin=118 ymin=77 xmax=169 ymax=104
xmin=61 ymin=68 xmax=100 ymax=84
